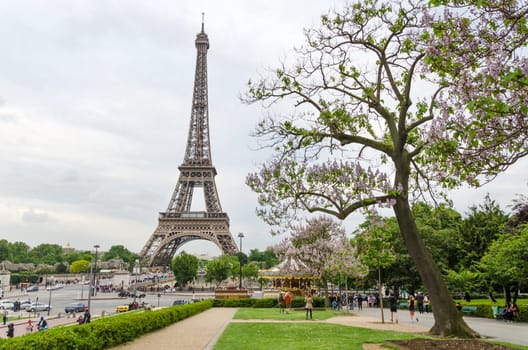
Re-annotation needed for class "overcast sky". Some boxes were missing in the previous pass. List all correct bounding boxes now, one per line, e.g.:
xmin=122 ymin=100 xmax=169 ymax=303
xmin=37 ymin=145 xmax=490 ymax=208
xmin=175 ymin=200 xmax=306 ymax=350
xmin=0 ymin=0 xmax=526 ymax=257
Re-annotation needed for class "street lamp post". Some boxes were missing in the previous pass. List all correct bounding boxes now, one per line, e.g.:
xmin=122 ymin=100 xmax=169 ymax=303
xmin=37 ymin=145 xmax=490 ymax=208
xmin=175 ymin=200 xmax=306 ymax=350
xmin=238 ymin=232 xmax=244 ymax=290
xmin=87 ymin=257 xmax=94 ymax=312
xmin=87 ymin=244 xmax=99 ymax=314
xmin=133 ymin=259 xmax=139 ymax=305
xmin=93 ymin=244 xmax=100 ymax=296
xmin=47 ymin=282 xmax=53 ymax=316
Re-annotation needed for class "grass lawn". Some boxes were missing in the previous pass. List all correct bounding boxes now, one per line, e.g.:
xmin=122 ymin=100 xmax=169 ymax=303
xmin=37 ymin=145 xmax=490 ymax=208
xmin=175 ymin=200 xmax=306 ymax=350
xmin=214 ymin=322 xmax=418 ymax=350
xmin=233 ymin=307 xmax=343 ymax=321
xmin=216 ymin=308 xmax=527 ymax=350
xmin=216 ymin=308 xmax=419 ymax=349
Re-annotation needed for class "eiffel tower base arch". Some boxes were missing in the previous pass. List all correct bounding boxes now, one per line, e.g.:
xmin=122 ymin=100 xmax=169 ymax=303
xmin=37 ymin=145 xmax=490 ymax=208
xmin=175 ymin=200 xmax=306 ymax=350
xmin=140 ymin=215 xmax=238 ymax=268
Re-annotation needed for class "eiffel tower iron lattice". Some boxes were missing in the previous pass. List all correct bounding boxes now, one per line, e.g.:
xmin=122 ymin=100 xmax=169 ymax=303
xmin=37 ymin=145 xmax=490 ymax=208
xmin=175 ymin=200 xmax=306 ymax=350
xmin=140 ymin=20 xmax=238 ymax=267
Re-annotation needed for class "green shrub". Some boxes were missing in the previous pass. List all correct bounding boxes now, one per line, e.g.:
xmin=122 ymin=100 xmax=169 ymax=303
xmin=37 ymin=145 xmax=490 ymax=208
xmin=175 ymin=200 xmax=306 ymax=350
xmin=0 ymin=300 xmax=214 ymax=349
xmin=213 ymin=298 xmax=256 ymax=307
xmin=253 ymin=298 xmax=276 ymax=308
xmin=291 ymin=297 xmax=305 ymax=308
xmin=517 ymin=304 xmax=528 ymax=322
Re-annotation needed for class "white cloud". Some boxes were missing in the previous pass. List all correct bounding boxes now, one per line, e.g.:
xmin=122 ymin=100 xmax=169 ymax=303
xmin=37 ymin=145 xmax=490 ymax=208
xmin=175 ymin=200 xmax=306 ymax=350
xmin=22 ymin=209 xmax=50 ymax=223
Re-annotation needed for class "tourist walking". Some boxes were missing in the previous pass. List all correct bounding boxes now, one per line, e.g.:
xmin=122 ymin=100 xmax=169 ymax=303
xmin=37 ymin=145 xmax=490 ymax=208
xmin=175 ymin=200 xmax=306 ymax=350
xmin=26 ymin=319 xmax=34 ymax=333
xmin=416 ymin=292 xmax=424 ymax=314
xmin=2 ymin=309 xmax=7 ymax=325
xmin=38 ymin=316 xmax=48 ymax=331
xmin=6 ymin=323 xmax=14 ymax=338
xmin=388 ymin=293 xmax=398 ymax=323
xmin=304 ymin=293 xmax=313 ymax=320
xmin=409 ymin=294 xmax=417 ymax=322
xmin=284 ymin=291 xmax=292 ymax=314
xmin=278 ymin=292 xmax=285 ymax=314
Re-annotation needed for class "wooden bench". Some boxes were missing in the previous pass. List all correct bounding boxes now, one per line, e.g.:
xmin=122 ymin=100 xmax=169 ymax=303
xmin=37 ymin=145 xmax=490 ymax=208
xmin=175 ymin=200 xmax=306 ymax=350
xmin=460 ymin=306 xmax=477 ymax=315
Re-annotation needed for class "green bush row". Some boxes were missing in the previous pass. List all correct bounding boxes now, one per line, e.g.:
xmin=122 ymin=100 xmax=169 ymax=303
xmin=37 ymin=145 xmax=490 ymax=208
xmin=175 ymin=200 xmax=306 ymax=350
xmin=212 ymin=297 xmax=325 ymax=308
xmin=0 ymin=300 xmax=214 ymax=350
xmin=457 ymin=303 xmax=527 ymax=322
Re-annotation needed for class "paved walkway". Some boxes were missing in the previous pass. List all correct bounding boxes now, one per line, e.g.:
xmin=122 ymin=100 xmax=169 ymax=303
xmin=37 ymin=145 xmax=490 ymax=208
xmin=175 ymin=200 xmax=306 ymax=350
xmin=111 ymin=308 xmax=238 ymax=350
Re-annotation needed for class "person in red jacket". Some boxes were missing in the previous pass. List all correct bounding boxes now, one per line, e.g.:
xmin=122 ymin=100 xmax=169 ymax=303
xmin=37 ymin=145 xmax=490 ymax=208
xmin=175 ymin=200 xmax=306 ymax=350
xmin=285 ymin=291 xmax=292 ymax=314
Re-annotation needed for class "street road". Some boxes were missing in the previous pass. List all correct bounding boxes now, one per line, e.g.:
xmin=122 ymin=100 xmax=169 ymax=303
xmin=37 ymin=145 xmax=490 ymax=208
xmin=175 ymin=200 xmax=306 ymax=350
xmin=1 ymin=283 xmax=202 ymax=320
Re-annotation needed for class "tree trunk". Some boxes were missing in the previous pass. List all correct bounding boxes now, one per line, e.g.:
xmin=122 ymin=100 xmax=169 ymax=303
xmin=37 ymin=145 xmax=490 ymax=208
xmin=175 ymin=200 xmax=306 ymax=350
xmin=393 ymin=198 xmax=479 ymax=338
xmin=505 ymin=286 xmax=512 ymax=305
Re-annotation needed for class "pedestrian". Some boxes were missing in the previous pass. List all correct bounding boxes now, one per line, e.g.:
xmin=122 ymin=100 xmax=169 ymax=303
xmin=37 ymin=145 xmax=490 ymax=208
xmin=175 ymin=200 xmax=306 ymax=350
xmin=2 ymin=308 xmax=7 ymax=325
xmin=77 ymin=315 xmax=84 ymax=325
xmin=38 ymin=316 xmax=48 ymax=331
xmin=304 ymin=293 xmax=313 ymax=320
xmin=26 ymin=319 xmax=33 ymax=333
xmin=409 ymin=294 xmax=417 ymax=322
xmin=6 ymin=323 xmax=14 ymax=338
xmin=388 ymin=293 xmax=398 ymax=323
xmin=416 ymin=292 xmax=424 ymax=314
xmin=83 ymin=309 xmax=91 ymax=323
xmin=424 ymin=294 xmax=430 ymax=313
xmin=284 ymin=291 xmax=292 ymax=314
xmin=278 ymin=292 xmax=285 ymax=314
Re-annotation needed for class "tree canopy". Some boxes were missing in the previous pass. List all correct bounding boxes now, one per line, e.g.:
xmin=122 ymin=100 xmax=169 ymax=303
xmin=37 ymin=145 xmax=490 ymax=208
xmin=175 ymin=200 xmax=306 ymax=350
xmin=243 ymin=0 xmax=527 ymax=338
xmin=171 ymin=251 xmax=200 ymax=289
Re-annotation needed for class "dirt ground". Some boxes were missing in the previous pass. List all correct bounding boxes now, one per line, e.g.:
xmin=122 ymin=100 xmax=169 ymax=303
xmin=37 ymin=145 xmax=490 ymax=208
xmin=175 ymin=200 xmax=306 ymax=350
xmin=386 ymin=339 xmax=515 ymax=349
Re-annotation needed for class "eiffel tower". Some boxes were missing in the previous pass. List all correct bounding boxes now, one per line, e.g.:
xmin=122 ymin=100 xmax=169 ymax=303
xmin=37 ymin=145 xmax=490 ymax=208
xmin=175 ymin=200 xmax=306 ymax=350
xmin=140 ymin=19 xmax=238 ymax=267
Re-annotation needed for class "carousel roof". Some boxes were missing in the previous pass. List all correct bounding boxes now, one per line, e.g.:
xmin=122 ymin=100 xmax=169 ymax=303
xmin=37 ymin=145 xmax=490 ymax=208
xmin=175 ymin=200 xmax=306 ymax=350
xmin=259 ymin=254 xmax=316 ymax=279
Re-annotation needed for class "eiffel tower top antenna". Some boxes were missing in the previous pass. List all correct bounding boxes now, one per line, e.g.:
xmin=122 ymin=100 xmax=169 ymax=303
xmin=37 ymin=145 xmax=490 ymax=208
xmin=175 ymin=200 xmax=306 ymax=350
xmin=201 ymin=12 xmax=205 ymax=33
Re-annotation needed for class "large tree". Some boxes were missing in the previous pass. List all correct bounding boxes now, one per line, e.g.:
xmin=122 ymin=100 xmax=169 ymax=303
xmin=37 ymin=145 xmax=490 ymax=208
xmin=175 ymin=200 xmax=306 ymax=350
xmin=479 ymin=224 xmax=528 ymax=304
xmin=244 ymin=0 xmax=527 ymax=337
xmin=205 ymin=255 xmax=239 ymax=287
xmin=456 ymin=195 xmax=508 ymax=270
xmin=353 ymin=217 xmax=395 ymax=323
xmin=171 ymin=251 xmax=200 ymax=289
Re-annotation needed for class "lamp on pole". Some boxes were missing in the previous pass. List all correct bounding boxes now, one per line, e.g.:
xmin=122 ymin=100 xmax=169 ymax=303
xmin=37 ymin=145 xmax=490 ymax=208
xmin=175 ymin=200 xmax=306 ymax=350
xmin=87 ymin=257 xmax=94 ymax=312
xmin=93 ymin=244 xmax=100 ymax=296
xmin=237 ymin=232 xmax=244 ymax=290
xmin=133 ymin=259 xmax=139 ymax=305
xmin=87 ymin=244 xmax=99 ymax=313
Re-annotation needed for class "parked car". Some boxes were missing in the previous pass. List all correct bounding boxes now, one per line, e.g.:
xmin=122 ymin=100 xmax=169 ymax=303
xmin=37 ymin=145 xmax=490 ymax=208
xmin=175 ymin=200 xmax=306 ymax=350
xmin=64 ymin=302 xmax=87 ymax=314
xmin=115 ymin=305 xmax=129 ymax=313
xmin=117 ymin=290 xmax=130 ymax=297
xmin=26 ymin=285 xmax=39 ymax=292
xmin=17 ymin=300 xmax=32 ymax=311
xmin=0 ymin=300 xmax=15 ymax=310
xmin=130 ymin=291 xmax=146 ymax=298
xmin=25 ymin=303 xmax=51 ymax=312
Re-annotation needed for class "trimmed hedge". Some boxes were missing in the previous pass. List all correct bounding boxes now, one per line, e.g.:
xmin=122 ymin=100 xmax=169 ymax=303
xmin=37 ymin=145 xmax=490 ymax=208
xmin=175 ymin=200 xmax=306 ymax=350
xmin=212 ymin=297 xmax=325 ymax=308
xmin=457 ymin=303 xmax=527 ymax=322
xmin=0 ymin=300 xmax=214 ymax=350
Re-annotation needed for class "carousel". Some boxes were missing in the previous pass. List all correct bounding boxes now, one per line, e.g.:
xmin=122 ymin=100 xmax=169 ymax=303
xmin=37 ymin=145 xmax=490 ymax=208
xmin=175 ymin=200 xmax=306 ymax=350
xmin=259 ymin=253 xmax=317 ymax=296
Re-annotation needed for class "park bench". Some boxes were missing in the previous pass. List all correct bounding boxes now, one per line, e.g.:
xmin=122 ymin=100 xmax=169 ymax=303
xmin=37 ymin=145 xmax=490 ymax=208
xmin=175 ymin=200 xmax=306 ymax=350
xmin=398 ymin=301 xmax=408 ymax=310
xmin=491 ymin=306 xmax=505 ymax=320
xmin=460 ymin=306 xmax=478 ymax=315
